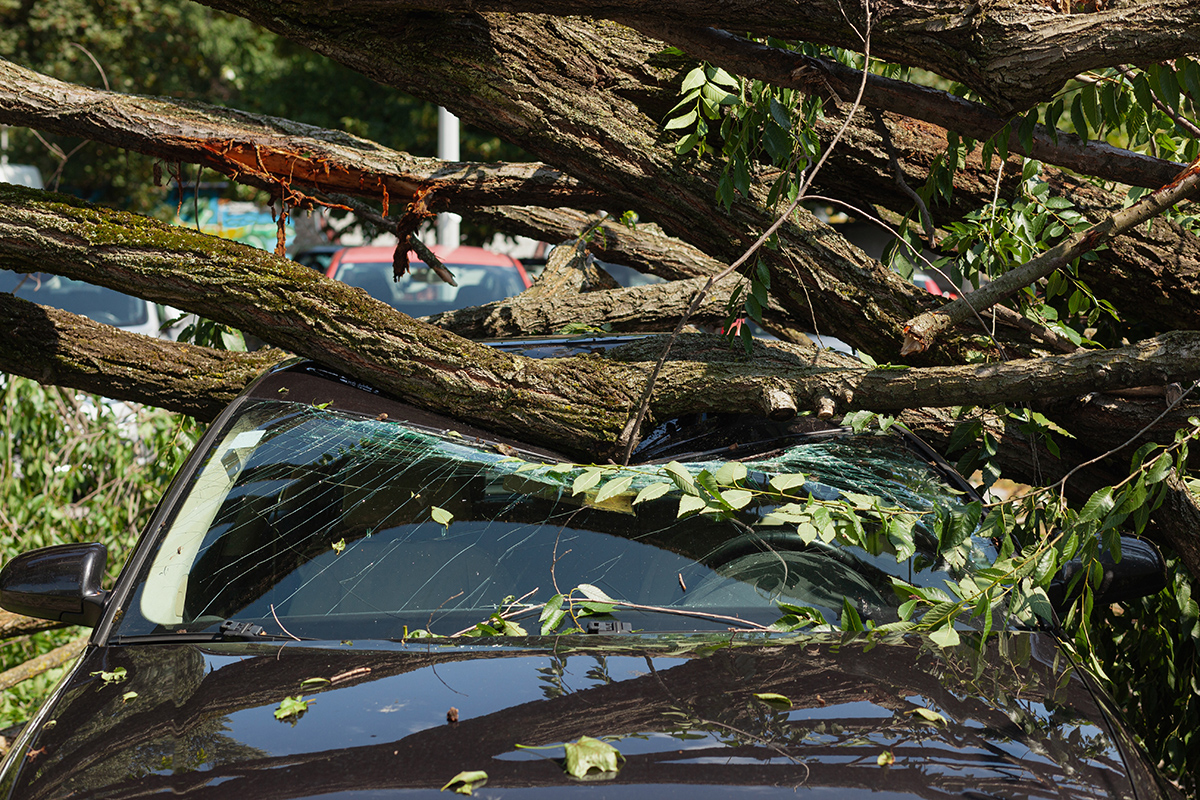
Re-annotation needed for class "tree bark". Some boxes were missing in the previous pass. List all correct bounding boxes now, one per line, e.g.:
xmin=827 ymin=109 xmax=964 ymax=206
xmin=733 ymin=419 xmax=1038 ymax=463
xmin=200 ymin=0 xmax=1200 ymax=114
xmin=0 ymin=58 xmax=599 ymax=215
xmin=8 ymin=184 xmax=1200 ymax=461
xmin=0 ymin=293 xmax=287 ymax=421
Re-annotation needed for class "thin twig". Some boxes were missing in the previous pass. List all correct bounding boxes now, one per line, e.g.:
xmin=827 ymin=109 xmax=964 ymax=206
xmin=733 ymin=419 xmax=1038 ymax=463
xmin=270 ymin=603 xmax=302 ymax=641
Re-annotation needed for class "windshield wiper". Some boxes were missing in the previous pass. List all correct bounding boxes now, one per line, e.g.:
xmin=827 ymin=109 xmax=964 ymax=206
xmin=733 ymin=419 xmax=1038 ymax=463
xmin=112 ymin=619 xmax=310 ymax=645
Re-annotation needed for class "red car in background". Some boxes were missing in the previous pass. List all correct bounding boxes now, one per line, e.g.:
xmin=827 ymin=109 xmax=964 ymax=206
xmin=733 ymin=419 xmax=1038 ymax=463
xmin=326 ymin=244 xmax=531 ymax=317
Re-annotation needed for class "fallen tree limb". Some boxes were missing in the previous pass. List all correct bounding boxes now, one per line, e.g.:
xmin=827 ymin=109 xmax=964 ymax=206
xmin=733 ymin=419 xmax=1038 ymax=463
xmin=0 ymin=611 xmax=67 ymax=642
xmin=0 ymin=58 xmax=600 ymax=214
xmin=0 ymin=636 xmax=87 ymax=693
xmin=7 ymin=186 xmax=1200 ymax=459
xmin=0 ymin=293 xmax=289 ymax=421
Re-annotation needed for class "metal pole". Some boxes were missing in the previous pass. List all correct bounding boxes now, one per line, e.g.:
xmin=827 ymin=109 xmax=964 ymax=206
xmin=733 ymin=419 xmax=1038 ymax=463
xmin=436 ymin=107 xmax=461 ymax=249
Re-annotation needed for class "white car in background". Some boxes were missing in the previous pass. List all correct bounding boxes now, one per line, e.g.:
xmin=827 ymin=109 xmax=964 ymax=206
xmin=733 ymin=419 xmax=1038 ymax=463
xmin=0 ymin=270 xmax=188 ymax=340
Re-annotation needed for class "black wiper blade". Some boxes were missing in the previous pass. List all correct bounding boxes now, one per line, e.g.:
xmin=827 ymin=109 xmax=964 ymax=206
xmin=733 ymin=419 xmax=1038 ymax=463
xmin=218 ymin=620 xmax=270 ymax=640
xmin=111 ymin=620 xmax=308 ymax=645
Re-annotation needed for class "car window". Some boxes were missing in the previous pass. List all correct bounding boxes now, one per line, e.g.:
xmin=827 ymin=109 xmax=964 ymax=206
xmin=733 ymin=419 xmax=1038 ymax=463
xmin=1 ymin=270 xmax=150 ymax=328
xmin=116 ymin=397 xmax=996 ymax=641
xmin=334 ymin=261 xmax=526 ymax=316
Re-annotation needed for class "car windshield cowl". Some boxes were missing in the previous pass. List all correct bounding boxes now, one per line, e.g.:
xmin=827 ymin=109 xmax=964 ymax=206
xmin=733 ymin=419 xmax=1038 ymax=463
xmin=113 ymin=393 xmax=999 ymax=644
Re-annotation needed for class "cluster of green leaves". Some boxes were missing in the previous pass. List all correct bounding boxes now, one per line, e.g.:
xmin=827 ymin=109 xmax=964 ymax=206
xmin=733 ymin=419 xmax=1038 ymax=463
xmin=0 ymin=376 xmax=200 ymax=728
xmin=663 ymin=58 xmax=821 ymax=205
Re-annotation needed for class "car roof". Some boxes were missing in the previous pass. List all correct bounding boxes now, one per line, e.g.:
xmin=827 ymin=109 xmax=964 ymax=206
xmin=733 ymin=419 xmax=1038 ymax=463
xmin=330 ymin=244 xmax=521 ymax=267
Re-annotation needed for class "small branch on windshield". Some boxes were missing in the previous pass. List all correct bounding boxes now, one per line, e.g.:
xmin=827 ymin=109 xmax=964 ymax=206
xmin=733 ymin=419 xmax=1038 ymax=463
xmin=270 ymin=603 xmax=303 ymax=641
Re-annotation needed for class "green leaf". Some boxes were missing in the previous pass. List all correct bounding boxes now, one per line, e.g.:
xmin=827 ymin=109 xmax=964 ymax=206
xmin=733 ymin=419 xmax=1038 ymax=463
xmin=1018 ymin=110 xmax=1038 ymax=154
xmin=431 ymin=506 xmax=454 ymax=527
xmin=120 ymin=691 xmax=138 ymax=703
xmin=714 ymin=461 xmax=748 ymax=485
xmin=664 ymin=461 xmax=698 ymax=493
xmin=274 ymin=695 xmax=309 ymax=721
xmin=632 ymin=482 xmax=672 ymax=505
xmin=572 ymin=468 xmax=604 ymax=495
xmin=720 ymin=489 xmax=753 ymax=509
xmin=563 ymin=736 xmax=624 ymax=778
xmin=576 ymin=583 xmax=615 ymax=603
xmin=440 ymin=770 xmax=488 ymax=795
xmin=1081 ymin=85 xmax=1101 ymax=131
xmin=1078 ymin=486 xmax=1114 ymax=523
xmin=1155 ymin=63 xmax=1181 ymax=111
xmin=680 ymin=67 xmax=707 ymax=93
xmin=1070 ymin=93 xmax=1088 ymax=140
xmin=664 ymin=108 xmax=698 ymax=130
xmin=753 ymin=692 xmax=793 ymax=709
xmin=769 ymin=473 xmax=807 ymax=492
xmin=594 ymin=475 xmax=634 ymax=504
xmin=707 ymin=66 xmax=740 ymax=90
xmin=929 ymin=624 xmax=961 ymax=649
xmin=677 ymin=494 xmax=709 ymax=517
xmin=1144 ymin=452 xmax=1173 ymax=485
xmin=877 ymin=750 xmax=895 ymax=766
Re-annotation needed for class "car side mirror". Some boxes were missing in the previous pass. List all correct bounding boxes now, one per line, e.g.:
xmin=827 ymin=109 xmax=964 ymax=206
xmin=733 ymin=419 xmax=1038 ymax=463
xmin=0 ymin=543 xmax=109 ymax=627
xmin=1048 ymin=536 xmax=1167 ymax=613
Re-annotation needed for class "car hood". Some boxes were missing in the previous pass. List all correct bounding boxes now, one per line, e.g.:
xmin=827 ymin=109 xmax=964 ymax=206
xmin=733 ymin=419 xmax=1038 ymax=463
xmin=1 ymin=631 xmax=1158 ymax=799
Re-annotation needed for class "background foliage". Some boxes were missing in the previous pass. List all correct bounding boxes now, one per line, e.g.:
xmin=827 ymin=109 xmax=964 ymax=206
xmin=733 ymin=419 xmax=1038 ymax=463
xmin=0 ymin=378 xmax=199 ymax=728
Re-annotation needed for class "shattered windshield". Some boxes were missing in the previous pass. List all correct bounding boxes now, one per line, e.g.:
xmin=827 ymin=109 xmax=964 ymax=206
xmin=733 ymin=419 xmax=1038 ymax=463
xmin=117 ymin=399 xmax=994 ymax=640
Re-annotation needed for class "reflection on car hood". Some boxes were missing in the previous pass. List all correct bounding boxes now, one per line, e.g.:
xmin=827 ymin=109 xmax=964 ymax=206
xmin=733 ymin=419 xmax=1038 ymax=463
xmin=2 ymin=632 xmax=1152 ymax=799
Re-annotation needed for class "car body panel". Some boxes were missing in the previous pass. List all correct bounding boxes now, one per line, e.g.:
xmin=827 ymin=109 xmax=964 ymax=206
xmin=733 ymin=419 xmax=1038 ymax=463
xmin=0 ymin=632 xmax=1150 ymax=799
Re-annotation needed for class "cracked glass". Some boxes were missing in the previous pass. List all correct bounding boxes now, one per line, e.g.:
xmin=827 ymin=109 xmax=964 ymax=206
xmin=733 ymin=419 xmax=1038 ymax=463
xmin=117 ymin=397 xmax=994 ymax=640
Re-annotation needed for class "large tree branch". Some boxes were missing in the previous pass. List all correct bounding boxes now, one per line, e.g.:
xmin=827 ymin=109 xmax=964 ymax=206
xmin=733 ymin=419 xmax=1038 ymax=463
xmin=8 ymin=186 xmax=1200 ymax=459
xmin=249 ymin=0 xmax=1200 ymax=112
xmin=0 ymin=58 xmax=601 ymax=213
xmin=0 ymin=293 xmax=287 ymax=420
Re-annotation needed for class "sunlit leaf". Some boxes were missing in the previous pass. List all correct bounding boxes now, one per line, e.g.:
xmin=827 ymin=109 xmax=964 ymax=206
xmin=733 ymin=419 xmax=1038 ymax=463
xmin=576 ymin=583 xmax=615 ymax=603
xmin=594 ymin=475 xmax=634 ymax=503
xmin=430 ymin=506 xmax=454 ymax=527
xmin=633 ymin=482 xmax=672 ymax=505
xmin=753 ymin=692 xmax=793 ymax=709
xmin=572 ymin=468 xmax=604 ymax=495
xmin=769 ymin=473 xmax=807 ymax=492
xmin=677 ymin=494 xmax=709 ymax=517
xmin=929 ymin=624 xmax=960 ymax=649
xmin=563 ymin=736 xmax=624 ymax=778
xmin=440 ymin=770 xmax=488 ymax=795
xmin=910 ymin=707 xmax=948 ymax=726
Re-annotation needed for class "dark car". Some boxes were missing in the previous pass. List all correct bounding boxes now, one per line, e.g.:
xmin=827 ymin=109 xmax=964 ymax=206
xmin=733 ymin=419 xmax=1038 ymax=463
xmin=0 ymin=339 xmax=1177 ymax=799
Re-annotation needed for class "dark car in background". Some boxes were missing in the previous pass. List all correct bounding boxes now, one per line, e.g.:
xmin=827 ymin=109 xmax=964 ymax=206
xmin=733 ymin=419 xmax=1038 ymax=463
xmin=0 ymin=337 xmax=1177 ymax=799
xmin=326 ymin=244 xmax=531 ymax=317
